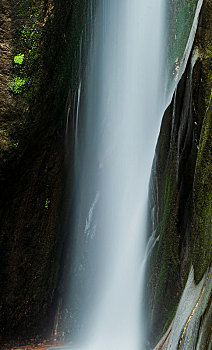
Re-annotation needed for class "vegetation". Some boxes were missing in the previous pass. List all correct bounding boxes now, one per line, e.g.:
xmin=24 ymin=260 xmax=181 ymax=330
xmin=148 ymin=145 xmax=181 ymax=343
xmin=191 ymin=0 xmax=212 ymax=283
xmin=1 ymin=0 xmax=97 ymax=343
xmin=21 ymin=12 xmax=41 ymax=61
xmin=45 ymin=198 xmax=51 ymax=210
xmin=148 ymin=1 xmax=212 ymax=346
xmin=8 ymin=6 xmax=43 ymax=96
xmin=8 ymin=77 xmax=27 ymax=94
xmin=192 ymin=100 xmax=212 ymax=283
xmin=14 ymin=54 xmax=24 ymax=64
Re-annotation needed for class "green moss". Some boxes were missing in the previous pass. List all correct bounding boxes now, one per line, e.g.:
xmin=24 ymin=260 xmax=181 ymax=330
xmin=160 ymin=304 xmax=178 ymax=339
xmin=148 ymin=1 xmax=212 ymax=346
xmin=21 ymin=12 xmax=41 ymax=61
xmin=149 ymin=154 xmax=181 ymax=341
xmin=192 ymin=103 xmax=212 ymax=283
xmin=1 ymin=0 xmax=93 ymax=342
xmin=191 ymin=0 xmax=212 ymax=283
xmin=8 ymin=6 xmax=43 ymax=99
xmin=14 ymin=54 xmax=24 ymax=64
xmin=45 ymin=198 xmax=50 ymax=210
xmin=8 ymin=77 xmax=27 ymax=94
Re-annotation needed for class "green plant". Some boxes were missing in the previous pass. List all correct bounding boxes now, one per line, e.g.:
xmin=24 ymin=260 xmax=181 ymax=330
xmin=45 ymin=198 xmax=50 ymax=209
xmin=21 ymin=13 xmax=41 ymax=60
xmin=8 ymin=77 xmax=27 ymax=94
xmin=14 ymin=54 xmax=24 ymax=64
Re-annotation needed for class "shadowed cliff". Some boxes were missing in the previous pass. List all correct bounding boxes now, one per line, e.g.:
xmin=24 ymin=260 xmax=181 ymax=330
xmin=0 ymin=0 xmax=90 ymax=344
xmin=146 ymin=0 xmax=212 ymax=347
xmin=0 ymin=0 xmax=211 ymax=348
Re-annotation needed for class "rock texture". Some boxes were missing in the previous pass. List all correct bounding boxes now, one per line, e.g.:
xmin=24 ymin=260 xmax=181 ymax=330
xmin=147 ymin=0 xmax=212 ymax=347
xmin=153 ymin=267 xmax=212 ymax=350
xmin=0 ymin=0 xmax=211 ymax=348
xmin=0 ymin=0 xmax=89 ymax=345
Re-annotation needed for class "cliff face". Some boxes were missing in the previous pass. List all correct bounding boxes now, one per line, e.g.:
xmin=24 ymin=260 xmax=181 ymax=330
xmin=0 ymin=0 xmax=211 ymax=348
xmin=146 ymin=0 xmax=212 ymax=348
xmin=0 ymin=0 xmax=89 ymax=344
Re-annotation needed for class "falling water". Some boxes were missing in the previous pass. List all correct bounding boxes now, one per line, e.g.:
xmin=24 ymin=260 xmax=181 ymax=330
xmin=65 ymin=0 xmax=165 ymax=349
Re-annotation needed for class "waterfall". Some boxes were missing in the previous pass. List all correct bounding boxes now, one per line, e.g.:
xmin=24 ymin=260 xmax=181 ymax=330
xmin=65 ymin=0 xmax=166 ymax=349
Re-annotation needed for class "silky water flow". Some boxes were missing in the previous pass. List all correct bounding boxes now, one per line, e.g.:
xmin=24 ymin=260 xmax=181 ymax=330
xmin=65 ymin=1 xmax=166 ymax=349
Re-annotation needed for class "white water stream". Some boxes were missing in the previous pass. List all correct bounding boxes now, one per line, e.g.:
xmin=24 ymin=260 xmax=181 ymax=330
xmin=66 ymin=1 xmax=165 ymax=349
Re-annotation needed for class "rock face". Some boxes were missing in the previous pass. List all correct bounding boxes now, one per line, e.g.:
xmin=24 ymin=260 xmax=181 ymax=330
xmin=0 ymin=0 xmax=211 ymax=348
xmin=146 ymin=0 xmax=212 ymax=348
xmin=167 ymin=266 xmax=212 ymax=350
xmin=0 ymin=0 xmax=89 ymax=344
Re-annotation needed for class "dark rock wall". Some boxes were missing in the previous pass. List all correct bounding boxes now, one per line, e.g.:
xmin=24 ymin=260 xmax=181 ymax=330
xmin=0 ymin=0 xmax=211 ymax=347
xmin=146 ymin=0 xmax=212 ymax=346
xmin=0 ymin=0 xmax=90 ymax=344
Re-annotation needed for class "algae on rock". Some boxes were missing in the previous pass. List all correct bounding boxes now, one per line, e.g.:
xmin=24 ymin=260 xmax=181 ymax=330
xmin=0 ymin=0 xmax=92 ymax=344
xmin=147 ymin=0 xmax=212 ymax=347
